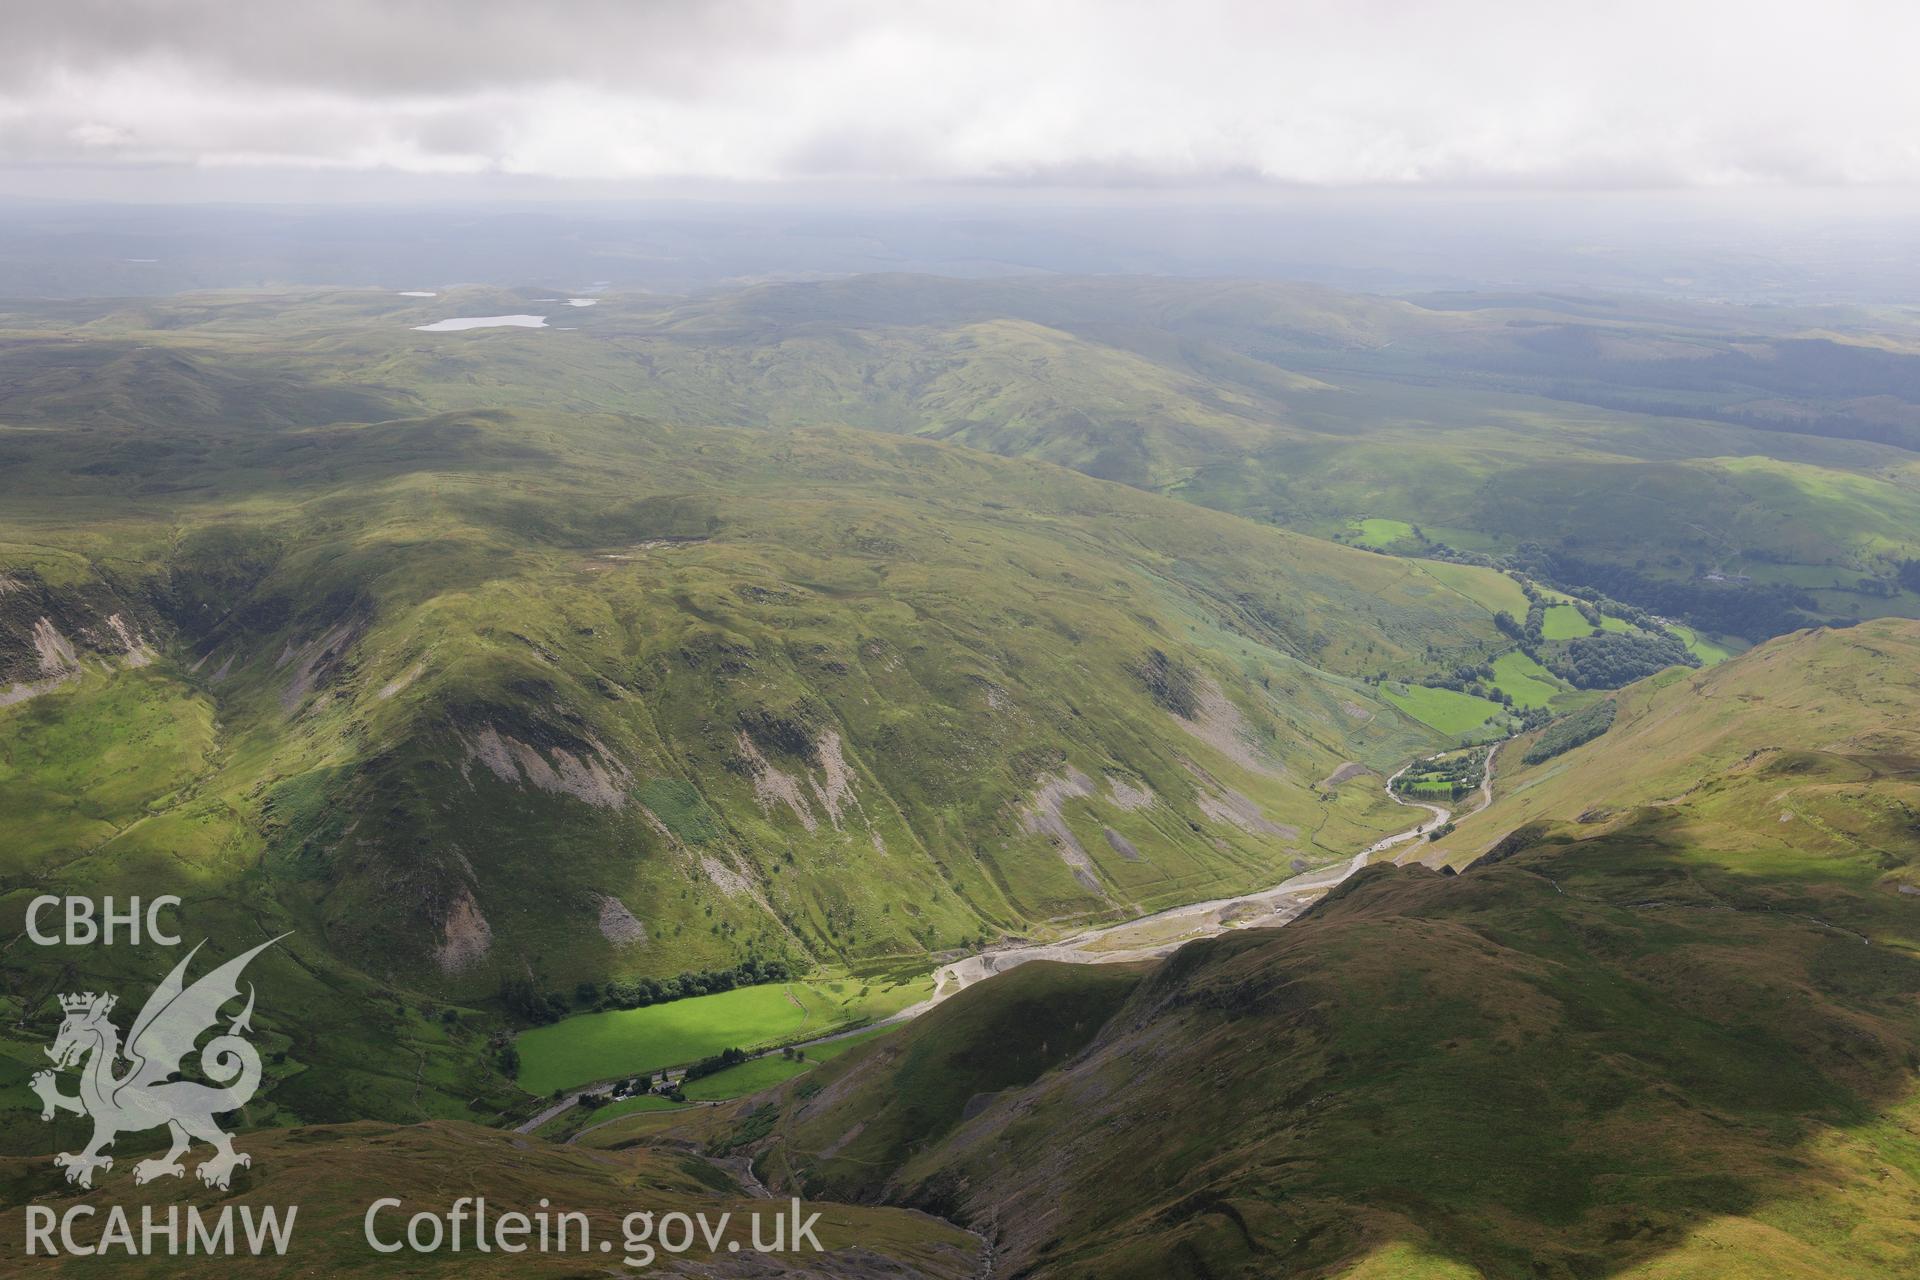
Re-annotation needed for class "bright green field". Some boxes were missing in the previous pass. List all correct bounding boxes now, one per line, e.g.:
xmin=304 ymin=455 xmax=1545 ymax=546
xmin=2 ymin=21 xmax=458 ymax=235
xmin=584 ymin=1093 xmax=684 ymax=1122
xmin=1381 ymin=683 xmax=1507 ymax=736
xmin=1671 ymin=624 xmax=1739 ymax=664
xmin=1351 ymin=517 xmax=1416 ymax=548
xmin=1489 ymin=651 xmax=1565 ymax=709
xmin=804 ymin=973 xmax=934 ymax=1026
xmin=808 ymin=1025 xmax=899 ymax=1061
xmin=672 ymin=1025 xmax=902 ymax=1101
xmin=1540 ymin=604 xmax=1596 ymax=639
xmin=1412 ymin=560 xmax=1531 ymax=617
xmin=516 ymin=983 xmax=813 ymax=1094
xmin=683 ymin=1054 xmax=815 ymax=1101
xmin=534 ymin=1091 xmax=685 ymax=1138
xmin=516 ymin=980 xmax=923 ymax=1095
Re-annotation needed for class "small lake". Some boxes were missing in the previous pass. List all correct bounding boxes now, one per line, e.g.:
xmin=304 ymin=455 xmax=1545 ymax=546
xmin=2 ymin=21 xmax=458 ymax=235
xmin=412 ymin=315 xmax=548 ymax=332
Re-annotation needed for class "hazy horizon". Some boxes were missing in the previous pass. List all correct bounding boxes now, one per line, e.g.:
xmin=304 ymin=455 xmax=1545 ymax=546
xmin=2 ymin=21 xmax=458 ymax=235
xmin=3 ymin=188 xmax=1918 ymax=304
xmin=9 ymin=2 xmax=1918 ymax=303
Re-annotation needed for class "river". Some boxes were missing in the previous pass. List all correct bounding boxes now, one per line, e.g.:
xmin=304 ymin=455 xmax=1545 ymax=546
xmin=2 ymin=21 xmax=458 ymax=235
xmin=896 ymin=740 xmax=1500 ymax=1015
xmin=516 ymin=742 xmax=1502 ymax=1134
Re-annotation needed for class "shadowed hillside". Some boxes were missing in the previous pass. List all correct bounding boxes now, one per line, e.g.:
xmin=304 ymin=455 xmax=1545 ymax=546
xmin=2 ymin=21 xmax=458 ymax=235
xmin=720 ymin=621 xmax=1920 ymax=1278
xmin=0 ymin=1119 xmax=984 ymax=1276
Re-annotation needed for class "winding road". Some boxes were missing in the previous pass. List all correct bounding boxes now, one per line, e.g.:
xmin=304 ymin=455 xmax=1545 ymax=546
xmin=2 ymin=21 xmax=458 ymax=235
xmin=516 ymin=742 xmax=1504 ymax=1134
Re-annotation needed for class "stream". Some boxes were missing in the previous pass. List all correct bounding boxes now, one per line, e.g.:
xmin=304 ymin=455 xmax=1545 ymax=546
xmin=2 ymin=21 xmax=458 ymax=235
xmin=516 ymin=742 xmax=1503 ymax=1135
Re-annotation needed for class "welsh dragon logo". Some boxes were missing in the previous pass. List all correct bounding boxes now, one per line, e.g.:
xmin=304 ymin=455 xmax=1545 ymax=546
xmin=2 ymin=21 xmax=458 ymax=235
xmin=30 ymin=936 xmax=283 ymax=1190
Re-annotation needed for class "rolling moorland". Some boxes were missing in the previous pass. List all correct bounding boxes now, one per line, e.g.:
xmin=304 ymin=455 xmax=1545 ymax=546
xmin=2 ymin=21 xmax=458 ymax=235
xmin=8 ymin=275 xmax=1918 ymax=644
xmin=2 ymin=274 xmax=1919 ymax=1274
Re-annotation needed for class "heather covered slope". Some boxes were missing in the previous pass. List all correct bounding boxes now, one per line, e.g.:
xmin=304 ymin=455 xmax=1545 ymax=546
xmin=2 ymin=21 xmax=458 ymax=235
xmin=0 ymin=1119 xmax=985 ymax=1277
xmin=725 ymin=621 xmax=1920 ymax=1278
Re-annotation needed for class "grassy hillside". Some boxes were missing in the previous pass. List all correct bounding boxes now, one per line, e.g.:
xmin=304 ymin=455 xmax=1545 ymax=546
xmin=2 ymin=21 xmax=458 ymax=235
xmin=1427 ymin=617 xmax=1920 ymax=876
xmin=712 ymin=620 xmax=1920 ymax=1278
xmin=0 ymin=410 xmax=1507 ymax=969
xmin=1 ymin=362 xmax=1532 ymax=1137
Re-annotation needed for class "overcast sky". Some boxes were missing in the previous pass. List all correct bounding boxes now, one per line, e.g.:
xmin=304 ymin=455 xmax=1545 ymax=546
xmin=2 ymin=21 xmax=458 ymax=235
xmin=4 ymin=0 xmax=1918 ymax=198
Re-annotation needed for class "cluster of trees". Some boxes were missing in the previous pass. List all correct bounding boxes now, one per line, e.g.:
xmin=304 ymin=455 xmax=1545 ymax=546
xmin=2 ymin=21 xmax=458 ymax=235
xmin=1392 ymin=748 xmax=1489 ymax=800
xmin=581 ymin=1072 xmax=683 ymax=1104
xmin=1850 ymin=576 xmax=1904 ymax=600
xmin=683 ymin=1046 xmax=750 ymax=1083
xmin=1421 ymin=659 xmax=1515 ymax=706
xmin=1513 ymin=577 xmax=1615 ymax=639
xmin=596 ymin=957 xmax=794 ymax=1011
xmin=1514 ymin=705 xmax=1555 ymax=733
xmin=1561 ymin=585 xmax=1669 ymax=633
xmin=498 ymin=977 xmax=571 ymax=1026
xmin=1419 ymin=538 xmax=1501 ymax=570
xmin=1546 ymin=631 xmax=1698 ymax=689
xmin=500 ymin=956 xmax=795 ymax=1026
xmin=1502 ymin=579 xmax=1558 ymax=649
xmin=1522 ymin=698 xmax=1618 ymax=764
xmin=1518 ymin=551 xmax=1816 ymax=641
xmin=1502 ymin=575 xmax=1700 ymax=691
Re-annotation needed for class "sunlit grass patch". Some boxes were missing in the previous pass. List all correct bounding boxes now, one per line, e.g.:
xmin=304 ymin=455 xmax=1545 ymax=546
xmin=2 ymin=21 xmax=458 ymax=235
xmin=1671 ymin=624 xmax=1739 ymax=665
xmin=1381 ymin=682 xmax=1506 ymax=736
xmin=1352 ymin=517 xmax=1417 ymax=547
xmin=1491 ymin=650 xmax=1566 ymax=708
xmin=1541 ymin=604 xmax=1595 ymax=639
xmin=516 ymin=984 xmax=813 ymax=1095
xmin=682 ymin=1054 xmax=814 ymax=1101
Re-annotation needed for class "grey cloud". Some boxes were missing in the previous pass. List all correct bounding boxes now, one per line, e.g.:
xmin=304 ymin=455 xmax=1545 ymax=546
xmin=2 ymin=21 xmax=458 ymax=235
xmin=1 ymin=0 xmax=1917 ymax=191
xmin=3 ymin=0 xmax=818 ymax=95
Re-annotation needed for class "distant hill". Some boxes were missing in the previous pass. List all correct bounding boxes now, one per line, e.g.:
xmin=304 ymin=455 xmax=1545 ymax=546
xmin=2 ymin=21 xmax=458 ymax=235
xmin=8 ymin=274 xmax=1917 ymax=640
